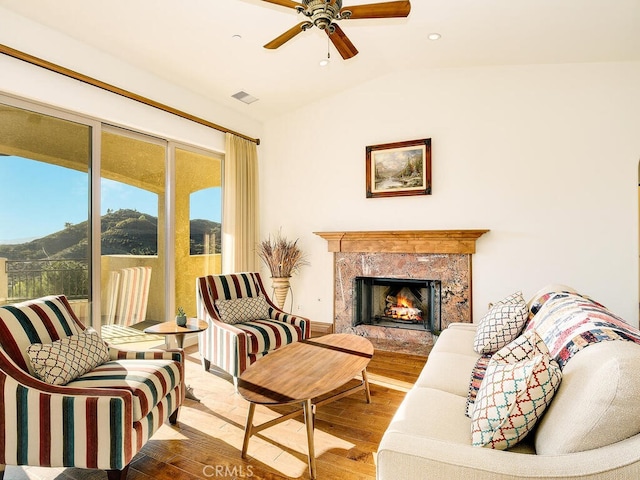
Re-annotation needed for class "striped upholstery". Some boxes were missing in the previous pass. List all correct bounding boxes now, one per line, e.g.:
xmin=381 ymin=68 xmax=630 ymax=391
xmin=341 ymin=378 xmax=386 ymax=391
xmin=116 ymin=266 xmax=152 ymax=327
xmin=238 ymin=319 xmax=304 ymax=355
xmin=0 ymin=295 xmax=185 ymax=477
xmin=68 ymin=359 xmax=182 ymax=422
xmin=104 ymin=270 xmax=121 ymax=325
xmin=0 ymin=295 xmax=83 ymax=375
xmin=197 ymin=273 xmax=311 ymax=380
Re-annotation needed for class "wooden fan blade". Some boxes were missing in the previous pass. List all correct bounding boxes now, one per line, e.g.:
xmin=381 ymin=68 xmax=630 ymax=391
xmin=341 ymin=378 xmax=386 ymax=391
xmin=264 ymin=22 xmax=311 ymax=49
xmin=342 ymin=1 xmax=411 ymax=19
xmin=261 ymin=0 xmax=304 ymax=10
xmin=327 ymin=24 xmax=359 ymax=60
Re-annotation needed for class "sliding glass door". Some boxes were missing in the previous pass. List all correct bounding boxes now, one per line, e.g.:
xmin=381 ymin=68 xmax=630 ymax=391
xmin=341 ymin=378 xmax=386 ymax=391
xmin=99 ymin=128 xmax=167 ymax=340
xmin=0 ymin=97 xmax=223 ymax=333
xmin=0 ymin=102 xmax=92 ymax=323
xmin=174 ymin=146 xmax=222 ymax=319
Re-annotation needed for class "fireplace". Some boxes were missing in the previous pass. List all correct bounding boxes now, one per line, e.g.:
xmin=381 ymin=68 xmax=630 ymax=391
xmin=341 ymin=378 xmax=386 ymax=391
xmin=314 ymin=230 xmax=489 ymax=355
xmin=353 ymin=277 xmax=441 ymax=333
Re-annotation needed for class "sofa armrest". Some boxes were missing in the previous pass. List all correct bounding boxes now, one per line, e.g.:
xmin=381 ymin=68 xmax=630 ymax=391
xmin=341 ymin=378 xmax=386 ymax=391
xmin=377 ymin=431 xmax=640 ymax=480
xmin=108 ymin=346 xmax=184 ymax=363
xmin=269 ymin=309 xmax=311 ymax=339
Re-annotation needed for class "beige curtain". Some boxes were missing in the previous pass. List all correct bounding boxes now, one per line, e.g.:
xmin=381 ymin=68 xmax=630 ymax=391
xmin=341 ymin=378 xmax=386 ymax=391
xmin=222 ymin=133 xmax=259 ymax=273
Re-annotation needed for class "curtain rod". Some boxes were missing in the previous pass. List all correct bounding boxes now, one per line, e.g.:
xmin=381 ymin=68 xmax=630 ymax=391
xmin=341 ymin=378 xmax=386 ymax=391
xmin=0 ymin=43 xmax=260 ymax=145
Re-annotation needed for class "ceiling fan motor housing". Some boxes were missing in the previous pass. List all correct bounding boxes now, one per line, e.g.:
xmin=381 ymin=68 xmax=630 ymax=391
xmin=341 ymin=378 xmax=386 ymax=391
xmin=298 ymin=0 xmax=344 ymax=32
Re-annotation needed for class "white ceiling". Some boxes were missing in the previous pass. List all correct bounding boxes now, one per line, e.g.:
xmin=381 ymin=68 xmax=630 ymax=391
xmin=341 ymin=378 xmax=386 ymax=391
xmin=1 ymin=0 xmax=639 ymax=123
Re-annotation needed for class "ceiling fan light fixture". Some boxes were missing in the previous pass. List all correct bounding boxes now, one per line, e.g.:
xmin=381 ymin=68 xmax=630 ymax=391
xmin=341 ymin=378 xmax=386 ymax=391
xmin=262 ymin=0 xmax=412 ymax=59
xmin=319 ymin=58 xmax=330 ymax=67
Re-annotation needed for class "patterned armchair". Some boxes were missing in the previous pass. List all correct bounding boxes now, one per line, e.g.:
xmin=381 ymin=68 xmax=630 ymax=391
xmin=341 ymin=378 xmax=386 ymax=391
xmin=0 ymin=295 xmax=185 ymax=480
xmin=196 ymin=272 xmax=311 ymax=387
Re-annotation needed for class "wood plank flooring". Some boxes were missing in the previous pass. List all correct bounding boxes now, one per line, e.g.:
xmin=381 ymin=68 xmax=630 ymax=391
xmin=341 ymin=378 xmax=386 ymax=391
xmin=7 ymin=346 xmax=426 ymax=480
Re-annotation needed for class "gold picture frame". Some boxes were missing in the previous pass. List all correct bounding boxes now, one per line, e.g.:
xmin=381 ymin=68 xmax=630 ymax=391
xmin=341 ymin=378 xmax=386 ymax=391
xmin=366 ymin=138 xmax=431 ymax=198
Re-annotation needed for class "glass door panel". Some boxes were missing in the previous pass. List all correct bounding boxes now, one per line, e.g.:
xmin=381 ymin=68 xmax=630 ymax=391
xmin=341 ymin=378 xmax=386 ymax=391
xmin=100 ymin=129 xmax=166 ymax=341
xmin=0 ymin=103 xmax=91 ymax=323
xmin=175 ymin=147 xmax=222 ymax=319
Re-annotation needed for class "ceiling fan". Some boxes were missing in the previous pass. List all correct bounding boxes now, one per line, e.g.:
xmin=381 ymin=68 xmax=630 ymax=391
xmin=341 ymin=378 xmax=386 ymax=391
xmin=262 ymin=0 xmax=411 ymax=60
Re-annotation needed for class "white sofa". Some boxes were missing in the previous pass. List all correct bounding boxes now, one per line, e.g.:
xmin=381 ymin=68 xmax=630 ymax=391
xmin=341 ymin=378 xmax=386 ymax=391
xmin=377 ymin=287 xmax=640 ymax=479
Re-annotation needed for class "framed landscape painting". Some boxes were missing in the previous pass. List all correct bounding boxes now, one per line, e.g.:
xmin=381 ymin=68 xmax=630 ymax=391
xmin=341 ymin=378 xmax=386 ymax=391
xmin=366 ymin=138 xmax=431 ymax=198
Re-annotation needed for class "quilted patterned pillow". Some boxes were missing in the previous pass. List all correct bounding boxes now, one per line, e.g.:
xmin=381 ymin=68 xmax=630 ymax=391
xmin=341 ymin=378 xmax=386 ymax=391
xmin=473 ymin=292 xmax=528 ymax=354
xmin=491 ymin=329 xmax=549 ymax=364
xmin=215 ymin=295 xmax=270 ymax=324
xmin=471 ymin=353 xmax=562 ymax=450
xmin=26 ymin=327 xmax=110 ymax=386
xmin=466 ymin=330 xmax=549 ymax=417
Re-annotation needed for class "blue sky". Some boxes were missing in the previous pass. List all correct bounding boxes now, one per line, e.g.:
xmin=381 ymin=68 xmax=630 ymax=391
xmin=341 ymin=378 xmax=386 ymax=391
xmin=0 ymin=156 xmax=221 ymax=243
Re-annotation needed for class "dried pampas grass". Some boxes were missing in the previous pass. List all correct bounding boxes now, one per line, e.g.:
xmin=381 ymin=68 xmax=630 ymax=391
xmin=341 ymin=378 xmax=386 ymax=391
xmin=257 ymin=231 xmax=309 ymax=278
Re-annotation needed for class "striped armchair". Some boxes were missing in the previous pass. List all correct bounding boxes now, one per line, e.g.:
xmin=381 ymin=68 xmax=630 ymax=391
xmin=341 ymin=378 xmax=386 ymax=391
xmin=0 ymin=295 xmax=185 ymax=480
xmin=196 ymin=273 xmax=311 ymax=387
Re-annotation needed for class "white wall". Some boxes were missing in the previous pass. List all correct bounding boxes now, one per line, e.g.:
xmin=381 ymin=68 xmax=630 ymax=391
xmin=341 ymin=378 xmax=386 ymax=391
xmin=260 ymin=62 xmax=640 ymax=327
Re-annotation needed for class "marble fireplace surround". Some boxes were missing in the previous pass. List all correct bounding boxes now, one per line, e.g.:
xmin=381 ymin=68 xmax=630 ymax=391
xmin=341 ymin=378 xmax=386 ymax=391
xmin=315 ymin=230 xmax=489 ymax=355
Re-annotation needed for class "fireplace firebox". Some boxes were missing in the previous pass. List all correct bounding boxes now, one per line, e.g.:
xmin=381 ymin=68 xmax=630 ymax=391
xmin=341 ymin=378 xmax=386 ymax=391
xmin=353 ymin=277 xmax=441 ymax=332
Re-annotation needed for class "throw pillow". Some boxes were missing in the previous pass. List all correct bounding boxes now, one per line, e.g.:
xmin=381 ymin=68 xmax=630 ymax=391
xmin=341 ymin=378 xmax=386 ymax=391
xmin=26 ymin=327 xmax=111 ymax=386
xmin=471 ymin=353 xmax=562 ymax=450
xmin=215 ymin=295 xmax=270 ymax=324
xmin=491 ymin=329 xmax=549 ymax=364
xmin=473 ymin=292 xmax=528 ymax=354
xmin=466 ymin=330 xmax=548 ymax=418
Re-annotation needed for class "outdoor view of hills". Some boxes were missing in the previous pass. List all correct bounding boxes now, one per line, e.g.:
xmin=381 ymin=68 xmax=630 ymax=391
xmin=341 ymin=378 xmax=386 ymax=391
xmin=0 ymin=208 xmax=221 ymax=260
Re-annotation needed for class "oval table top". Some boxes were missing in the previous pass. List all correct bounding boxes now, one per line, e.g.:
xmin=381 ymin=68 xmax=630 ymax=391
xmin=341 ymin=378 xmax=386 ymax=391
xmin=238 ymin=333 xmax=373 ymax=405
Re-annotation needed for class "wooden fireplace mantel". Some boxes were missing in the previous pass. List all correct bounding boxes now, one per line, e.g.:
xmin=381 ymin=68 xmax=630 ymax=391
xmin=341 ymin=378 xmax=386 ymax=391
xmin=314 ymin=230 xmax=489 ymax=254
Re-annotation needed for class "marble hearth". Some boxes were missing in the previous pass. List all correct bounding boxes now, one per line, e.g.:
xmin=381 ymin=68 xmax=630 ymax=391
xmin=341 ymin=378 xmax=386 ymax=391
xmin=315 ymin=230 xmax=489 ymax=355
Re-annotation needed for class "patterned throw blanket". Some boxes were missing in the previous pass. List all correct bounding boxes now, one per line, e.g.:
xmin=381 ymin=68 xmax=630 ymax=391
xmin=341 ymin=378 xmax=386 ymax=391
xmin=525 ymin=292 xmax=640 ymax=369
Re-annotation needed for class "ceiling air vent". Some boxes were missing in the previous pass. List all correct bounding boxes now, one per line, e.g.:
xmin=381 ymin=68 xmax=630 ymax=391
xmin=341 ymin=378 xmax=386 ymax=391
xmin=231 ymin=91 xmax=259 ymax=105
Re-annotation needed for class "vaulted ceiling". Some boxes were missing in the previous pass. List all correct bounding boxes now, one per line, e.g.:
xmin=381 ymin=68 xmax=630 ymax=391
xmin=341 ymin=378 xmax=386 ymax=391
xmin=1 ymin=0 xmax=639 ymax=123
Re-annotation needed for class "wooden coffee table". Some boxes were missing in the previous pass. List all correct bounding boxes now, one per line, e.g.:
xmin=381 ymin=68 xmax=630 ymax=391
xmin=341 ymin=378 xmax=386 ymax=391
xmin=238 ymin=333 xmax=373 ymax=479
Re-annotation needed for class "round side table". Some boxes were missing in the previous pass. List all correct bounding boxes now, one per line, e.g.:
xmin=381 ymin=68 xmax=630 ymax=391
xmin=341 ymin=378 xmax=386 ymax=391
xmin=144 ymin=318 xmax=208 ymax=401
xmin=143 ymin=318 xmax=208 ymax=348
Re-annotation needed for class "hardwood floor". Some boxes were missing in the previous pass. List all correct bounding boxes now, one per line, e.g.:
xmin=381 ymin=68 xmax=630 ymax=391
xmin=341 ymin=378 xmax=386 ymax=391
xmin=7 ymin=346 xmax=426 ymax=480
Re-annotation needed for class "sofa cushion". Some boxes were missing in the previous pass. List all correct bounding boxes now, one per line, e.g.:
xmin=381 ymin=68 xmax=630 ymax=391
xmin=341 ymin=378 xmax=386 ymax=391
xmin=215 ymin=295 xmax=270 ymax=324
xmin=471 ymin=352 xmax=562 ymax=450
xmin=26 ymin=327 xmax=110 ymax=385
xmin=237 ymin=319 xmax=304 ymax=355
xmin=385 ymin=387 xmax=473 ymax=445
xmin=535 ymin=341 xmax=640 ymax=454
xmin=416 ymin=351 xmax=481 ymax=397
xmin=67 ymin=358 xmax=182 ymax=422
xmin=473 ymin=292 xmax=528 ymax=354
xmin=432 ymin=325 xmax=477 ymax=356
xmin=0 ymin=295 xmax=83 ymax=374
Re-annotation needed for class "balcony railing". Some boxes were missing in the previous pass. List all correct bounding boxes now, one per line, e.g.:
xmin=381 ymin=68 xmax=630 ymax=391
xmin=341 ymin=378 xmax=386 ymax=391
xmin=5 ymin=259 xmax=89 ymax=302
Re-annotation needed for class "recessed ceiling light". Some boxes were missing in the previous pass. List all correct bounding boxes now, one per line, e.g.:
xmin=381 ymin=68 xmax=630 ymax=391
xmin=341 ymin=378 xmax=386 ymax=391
xmin=428 ymin=33 xmax=441 ymax=41
xmin=232 ymin=34 xmax=242 ymax=40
